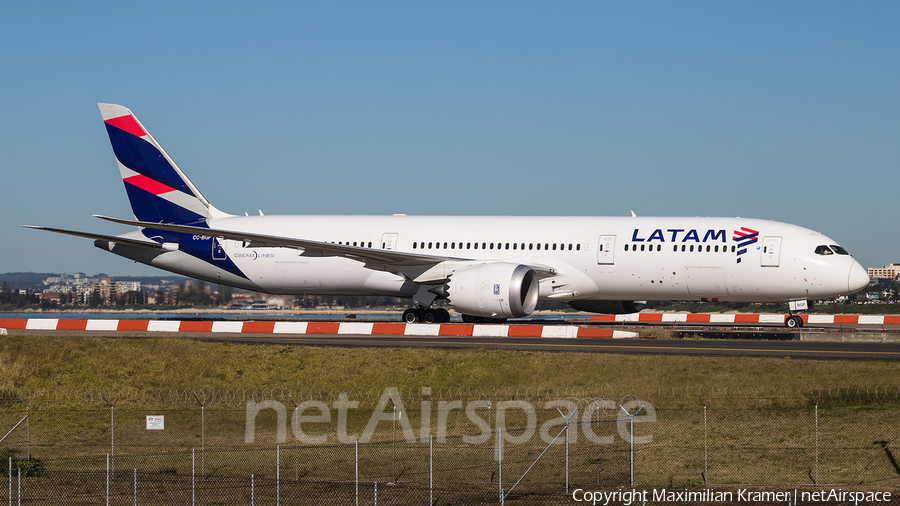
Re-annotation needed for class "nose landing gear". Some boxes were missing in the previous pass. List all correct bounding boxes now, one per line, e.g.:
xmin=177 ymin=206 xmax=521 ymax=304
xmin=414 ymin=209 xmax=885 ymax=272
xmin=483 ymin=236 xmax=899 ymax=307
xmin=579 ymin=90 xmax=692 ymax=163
xmin=784 ymin=315 xmax=804 ymax=328
xmin=785 ymin=300 xmax=809 ymax=328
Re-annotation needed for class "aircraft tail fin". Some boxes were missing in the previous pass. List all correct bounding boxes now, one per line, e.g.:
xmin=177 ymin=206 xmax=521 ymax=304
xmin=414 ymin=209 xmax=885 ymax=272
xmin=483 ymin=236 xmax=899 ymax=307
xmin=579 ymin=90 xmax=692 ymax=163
xmin=98 ymin=103 xmax=229 ymax=225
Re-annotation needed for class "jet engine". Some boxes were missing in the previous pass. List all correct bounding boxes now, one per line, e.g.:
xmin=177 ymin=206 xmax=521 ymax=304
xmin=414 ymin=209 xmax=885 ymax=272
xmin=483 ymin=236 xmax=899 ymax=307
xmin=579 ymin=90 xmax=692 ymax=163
xmin=568 ymin=300 xmax=646 ymax=314
xmin=446 ymin=262 xmax=539 ymax=318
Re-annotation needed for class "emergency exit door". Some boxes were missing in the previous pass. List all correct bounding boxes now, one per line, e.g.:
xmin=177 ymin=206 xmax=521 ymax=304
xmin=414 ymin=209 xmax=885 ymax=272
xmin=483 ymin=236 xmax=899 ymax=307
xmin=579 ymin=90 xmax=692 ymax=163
xmin=381 ymin=233 xmax=398 ymax=250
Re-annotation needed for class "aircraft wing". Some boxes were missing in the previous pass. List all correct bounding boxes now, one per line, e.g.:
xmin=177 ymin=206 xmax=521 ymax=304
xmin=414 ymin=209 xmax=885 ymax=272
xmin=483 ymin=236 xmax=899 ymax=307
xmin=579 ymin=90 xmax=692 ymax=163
xmin=22 ymin=225 xmax=165 ymax=250
xmin=93 ymin=215 xmax=459 ymax=267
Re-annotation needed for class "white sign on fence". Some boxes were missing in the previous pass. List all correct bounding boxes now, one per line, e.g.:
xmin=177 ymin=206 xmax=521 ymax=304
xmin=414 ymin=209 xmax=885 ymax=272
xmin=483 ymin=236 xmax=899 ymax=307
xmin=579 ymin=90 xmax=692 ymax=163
xmin=146 ymin=415 xmax=165 ymax=430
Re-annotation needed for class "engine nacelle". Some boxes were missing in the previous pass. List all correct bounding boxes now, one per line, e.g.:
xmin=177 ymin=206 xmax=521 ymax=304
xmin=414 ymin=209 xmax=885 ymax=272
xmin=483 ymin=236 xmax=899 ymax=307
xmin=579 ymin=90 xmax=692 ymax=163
xmin=568 ymin=300 xmax=646 ymax=315
xmin=447 ymin=263 xmax=539 ymax=318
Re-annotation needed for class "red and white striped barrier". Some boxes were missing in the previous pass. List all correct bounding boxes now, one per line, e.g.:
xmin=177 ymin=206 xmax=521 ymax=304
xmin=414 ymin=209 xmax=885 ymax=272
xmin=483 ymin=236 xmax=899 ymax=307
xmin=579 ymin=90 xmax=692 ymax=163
xmin=0 ymin=318 xmax=638 ymax=339
xmin=590 ymin=313 xmax=900 ymax=325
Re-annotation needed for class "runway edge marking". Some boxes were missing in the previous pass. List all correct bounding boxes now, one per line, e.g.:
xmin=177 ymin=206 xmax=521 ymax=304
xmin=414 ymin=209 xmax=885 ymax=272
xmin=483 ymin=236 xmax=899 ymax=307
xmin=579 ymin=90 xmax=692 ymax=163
xmin=0 ymin=318 xmax=638 ymax=339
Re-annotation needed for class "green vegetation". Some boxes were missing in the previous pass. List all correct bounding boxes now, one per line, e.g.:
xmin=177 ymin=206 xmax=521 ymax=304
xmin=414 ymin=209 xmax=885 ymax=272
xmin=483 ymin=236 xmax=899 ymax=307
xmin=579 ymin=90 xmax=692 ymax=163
xmin=0 ymin=335 xmax=897 ymax=406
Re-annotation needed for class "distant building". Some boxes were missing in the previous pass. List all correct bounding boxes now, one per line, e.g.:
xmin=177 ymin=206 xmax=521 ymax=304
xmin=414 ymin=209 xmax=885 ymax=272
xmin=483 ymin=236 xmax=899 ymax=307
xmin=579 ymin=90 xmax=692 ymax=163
xmin=867 ymin=264 xmax=900 ymax=280
xmin=116 ymin=281 xmax=141 ymax=293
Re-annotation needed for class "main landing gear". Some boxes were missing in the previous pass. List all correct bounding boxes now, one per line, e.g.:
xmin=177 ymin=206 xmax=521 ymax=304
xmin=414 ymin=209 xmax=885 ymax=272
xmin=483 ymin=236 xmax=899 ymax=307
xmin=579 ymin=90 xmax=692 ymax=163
xmin=402 ymin=306 xmax=451 ymax=324
xmin=400 ymin=306 xmax=508 ymax=324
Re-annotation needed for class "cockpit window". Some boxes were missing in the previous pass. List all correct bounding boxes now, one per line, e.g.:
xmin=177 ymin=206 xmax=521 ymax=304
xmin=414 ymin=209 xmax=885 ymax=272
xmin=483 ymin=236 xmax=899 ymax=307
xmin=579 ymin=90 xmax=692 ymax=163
xmin=815 ymin=245 xmax=833 ymax=256
xmin=830 ymin=245 xmax=850 ymax=255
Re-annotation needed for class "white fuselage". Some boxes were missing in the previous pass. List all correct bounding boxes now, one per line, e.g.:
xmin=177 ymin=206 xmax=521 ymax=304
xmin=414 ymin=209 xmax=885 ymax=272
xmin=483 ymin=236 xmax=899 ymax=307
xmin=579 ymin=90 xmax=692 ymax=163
xmin=136 ymin=215 xmax=867 ymax=304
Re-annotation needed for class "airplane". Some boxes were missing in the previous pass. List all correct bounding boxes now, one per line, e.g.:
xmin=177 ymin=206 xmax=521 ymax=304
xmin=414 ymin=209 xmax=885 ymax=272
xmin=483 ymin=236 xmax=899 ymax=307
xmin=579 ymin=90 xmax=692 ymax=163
xmin=26 ymin=103 xmax=870 ymax=328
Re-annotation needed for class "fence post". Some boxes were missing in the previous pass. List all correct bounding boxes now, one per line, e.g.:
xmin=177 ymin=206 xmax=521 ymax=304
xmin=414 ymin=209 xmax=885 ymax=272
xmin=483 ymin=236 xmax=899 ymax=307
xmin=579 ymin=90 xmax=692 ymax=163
xmin=201 ymin=404 xmax=205 ymax=478
xmin=276 ymin=445 xmax=280 ymax=506
xmin=133 ymin=469 xmax=136 ymax=506
xmin=251 ymin=474 xmax=254 ymax=506
xmin=374 ymin=481 xmax=377 ymax=506
xmin=699 ymin=394 xmax=708 ymax=485
xmin=25 ymin=406 xmax=28 ymax=461
xmin=355 ymin=440 xmax=359 ymax=506
xmin=110 ymin=405 xmax=114 ymax=478
xmin=556 ymin=406 xmax=576 ymax=494
xmin=621 ymin=404 xmax=644 ymax=487
xmin=192 ymin=448 xmax=195 ymax=506
xmin=498 ymin=432 xmax=503 ymax=506
xmin=105 ymin=454 xmax=109 ymax=506
xmin=812 ymin=393 xmax=819 ymax=485
xmin=193 ymin=394 xmax=205 ymax=479
xmin=8 ymin=456 xmax=11 ymax=506
xmin=430 ymin=435 xmax=433 ymax=506
xmin=16 ymin=467 xmax=19 ymax=506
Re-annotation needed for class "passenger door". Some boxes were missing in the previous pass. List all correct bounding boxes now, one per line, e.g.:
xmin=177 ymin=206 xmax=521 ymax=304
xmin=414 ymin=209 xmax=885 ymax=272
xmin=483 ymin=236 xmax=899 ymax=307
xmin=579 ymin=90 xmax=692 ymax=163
xmin=761 ymin=236 xmax=782 ymax=267
xmin=597 ymin=235 xmax=616 ymax=265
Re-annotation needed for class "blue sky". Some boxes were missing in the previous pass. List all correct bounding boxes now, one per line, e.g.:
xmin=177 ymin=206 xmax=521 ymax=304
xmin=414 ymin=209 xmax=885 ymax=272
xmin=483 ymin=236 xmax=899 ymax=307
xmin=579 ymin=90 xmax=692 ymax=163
xmin=1 ymin=1 xmax=897 ymax=276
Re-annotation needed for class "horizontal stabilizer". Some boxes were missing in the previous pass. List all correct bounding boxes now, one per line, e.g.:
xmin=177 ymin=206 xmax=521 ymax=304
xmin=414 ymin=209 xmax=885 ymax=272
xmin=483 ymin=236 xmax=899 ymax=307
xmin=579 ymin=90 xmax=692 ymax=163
xmin=22 ymin=225 xmax=164 ymax=250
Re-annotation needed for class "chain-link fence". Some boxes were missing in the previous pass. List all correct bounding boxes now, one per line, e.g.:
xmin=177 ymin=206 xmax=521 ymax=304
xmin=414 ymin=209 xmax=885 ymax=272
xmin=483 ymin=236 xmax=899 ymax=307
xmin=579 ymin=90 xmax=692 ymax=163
xmin=2 ymin=388 xmax=900 ymax=504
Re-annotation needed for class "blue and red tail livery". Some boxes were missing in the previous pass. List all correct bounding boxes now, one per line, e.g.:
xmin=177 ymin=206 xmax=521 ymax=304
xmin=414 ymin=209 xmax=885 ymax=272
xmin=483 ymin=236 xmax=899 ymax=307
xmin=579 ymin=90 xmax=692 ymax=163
xmin=99 ymin=103 xmax=217 ymax=225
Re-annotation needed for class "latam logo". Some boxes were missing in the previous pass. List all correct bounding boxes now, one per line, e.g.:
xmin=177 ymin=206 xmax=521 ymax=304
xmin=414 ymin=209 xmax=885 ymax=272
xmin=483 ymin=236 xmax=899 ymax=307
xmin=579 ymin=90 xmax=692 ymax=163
xmin=733 ymin=227 xmax=759 ymax=264
xmin=631 ymin=229 xmax=726 ymax=243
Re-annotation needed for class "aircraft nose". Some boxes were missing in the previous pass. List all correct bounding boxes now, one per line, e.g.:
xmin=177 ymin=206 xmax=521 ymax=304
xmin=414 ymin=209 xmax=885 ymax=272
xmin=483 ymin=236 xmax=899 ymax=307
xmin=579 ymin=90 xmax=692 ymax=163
xmin=848 ymin=261 xmax=870 ymax=293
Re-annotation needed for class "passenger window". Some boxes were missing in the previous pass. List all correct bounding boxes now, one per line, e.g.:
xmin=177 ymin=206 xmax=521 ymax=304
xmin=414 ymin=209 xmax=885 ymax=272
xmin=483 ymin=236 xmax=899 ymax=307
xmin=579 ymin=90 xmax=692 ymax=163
xmin=482 ymin=243 xmax=486 ymax=249
xmin=490 ymin=243 xmax=494 ymax=250
xmin=474 ymin=243 xmax=478 ymax=249
xmin=553 ymin=244 xmax=557 ymax=251
xmin=714 ymin=245 xmax=719 ymax=252
xmin=529 ymin=244 xmax=534 ymax=250
xmin=368 ymin=242 xmax=372 ymax=248
xmin=640 ymin=244 xmax=645 ymax=251
xmin=451 ymin=242 xmax=455 ymax=249
xmin=505 ymin=243 xmax=510 ymax=250
xmin=443 ymin=242 xmax=447 ymax=249
xmin=513 ymin=243 xmax=517 ymax=250
xmin=731 ymin=245 xmax=736 ymax=252
xmin=815 ymin=245 xmax=833 ymax=256
xmin=576 ymin=244 xmax=581 ymax=251
xmin=545 ymin=243 xmax=549 ymax=250
xmin=656 ymin=245 xmax=661 ymax=251
xmin=467 ymin=242 xmax=471 ymax=249
xmin=690 ymin=245 xmax=694 ymax=252
xmin=521 ymin=243 xmax=525 ymax=250
xmin=681 ymin=245 xmax=686 ymax=252
xmin=568 ymin=244 xmax=572 ymax=251
xmin=412 ymin=243 xmax=417 ymax=249
xmin=706 ymin=245 xmax=710 ymax=252
xmin=673 ymin=245 xmax=678 ymax=252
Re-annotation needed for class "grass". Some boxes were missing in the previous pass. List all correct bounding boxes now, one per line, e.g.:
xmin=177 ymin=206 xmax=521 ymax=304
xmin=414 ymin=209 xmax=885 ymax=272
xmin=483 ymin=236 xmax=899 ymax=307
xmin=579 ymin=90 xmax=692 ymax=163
xmin=0 ymin=334 xmax=898 ymax=406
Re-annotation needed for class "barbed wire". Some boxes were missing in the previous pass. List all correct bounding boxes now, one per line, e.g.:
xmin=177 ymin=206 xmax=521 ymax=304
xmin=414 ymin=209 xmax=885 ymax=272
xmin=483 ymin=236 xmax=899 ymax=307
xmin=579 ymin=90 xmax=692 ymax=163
xmin=1 ymin=383 xmax=898 ymax=409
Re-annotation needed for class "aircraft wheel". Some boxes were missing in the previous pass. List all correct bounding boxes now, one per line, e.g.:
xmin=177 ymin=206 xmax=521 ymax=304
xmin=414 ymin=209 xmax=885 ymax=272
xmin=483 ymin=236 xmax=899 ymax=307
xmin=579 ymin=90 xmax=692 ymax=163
xmin=423 ymin=309 xmax=437 ymax=324
xmin=437 ymin=308 xmax=451 ymax=323
xmin=785 ymin=315 xmax=802 ymax=328
xmin=461 ymin=314 xmax=478 ymax=323
xmin=402 ymin=308 xmax=421 ymax=323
